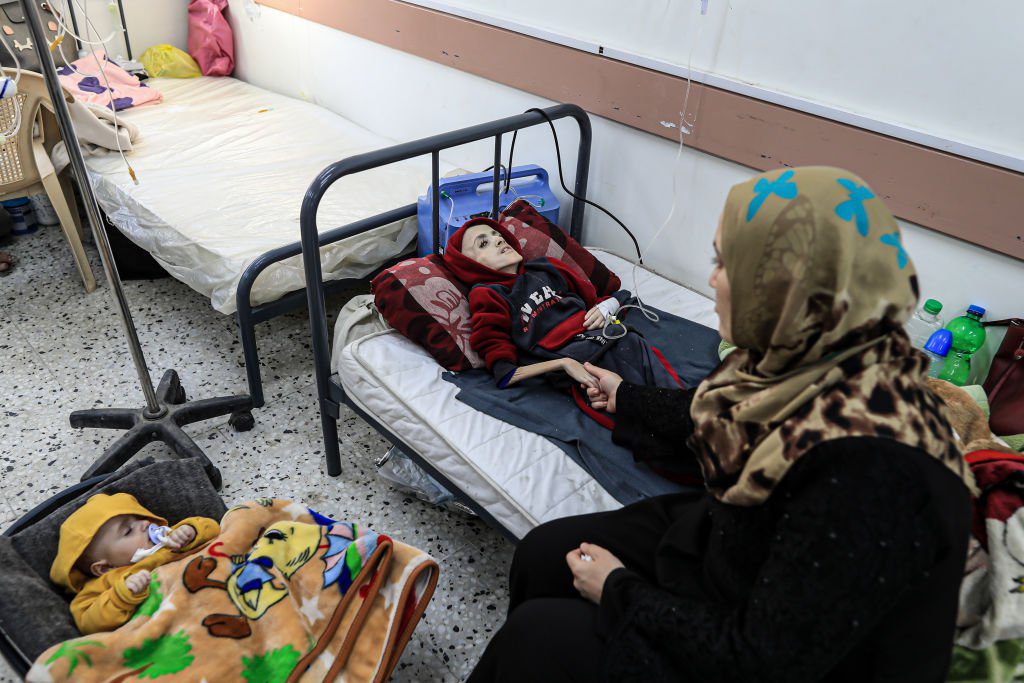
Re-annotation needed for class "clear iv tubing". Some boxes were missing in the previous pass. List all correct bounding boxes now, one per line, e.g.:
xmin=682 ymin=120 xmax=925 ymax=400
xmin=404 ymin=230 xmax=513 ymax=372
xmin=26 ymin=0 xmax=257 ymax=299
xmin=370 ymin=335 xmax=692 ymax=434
xmin=52 ymin=0 xmax=136 ymax=183
xmin=601 ymin=0 xmax=707 ymax=341
xmin=508 ymin=187 xmax=546 ymax=210
xmin=0 ymin=27 xmax=22 ymax=140
xmin=0 ymin=30 xmax=21 ymax=86
xmin=50 ymin=0 xmax=123 ymax=46
xmin=444 ymin=193 xmax=455 ymax=230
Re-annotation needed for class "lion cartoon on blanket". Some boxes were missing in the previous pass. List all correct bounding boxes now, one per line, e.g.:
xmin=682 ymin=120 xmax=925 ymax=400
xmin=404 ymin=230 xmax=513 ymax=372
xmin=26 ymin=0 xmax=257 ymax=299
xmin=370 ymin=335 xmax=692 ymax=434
xmin=29 ymin=499 xmax=439 ymax=683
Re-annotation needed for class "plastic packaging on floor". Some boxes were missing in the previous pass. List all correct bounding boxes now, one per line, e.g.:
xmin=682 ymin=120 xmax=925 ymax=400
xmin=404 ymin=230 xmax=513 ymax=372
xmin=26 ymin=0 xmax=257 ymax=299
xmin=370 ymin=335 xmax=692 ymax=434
xmin=376 ymin=447 xmax=476 ymax=517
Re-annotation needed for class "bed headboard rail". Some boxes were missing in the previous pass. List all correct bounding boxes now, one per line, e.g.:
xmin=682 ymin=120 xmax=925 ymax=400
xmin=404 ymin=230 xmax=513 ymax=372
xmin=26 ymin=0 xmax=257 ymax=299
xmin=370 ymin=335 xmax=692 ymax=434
xmin=299 ymin=104 xmax=592 ymax=476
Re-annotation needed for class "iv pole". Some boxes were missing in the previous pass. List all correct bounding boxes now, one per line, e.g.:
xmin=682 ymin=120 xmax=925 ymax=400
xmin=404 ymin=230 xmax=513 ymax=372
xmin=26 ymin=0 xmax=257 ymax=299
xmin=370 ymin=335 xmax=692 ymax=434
xmin=21 ymin=0 xmax=253 ymax=489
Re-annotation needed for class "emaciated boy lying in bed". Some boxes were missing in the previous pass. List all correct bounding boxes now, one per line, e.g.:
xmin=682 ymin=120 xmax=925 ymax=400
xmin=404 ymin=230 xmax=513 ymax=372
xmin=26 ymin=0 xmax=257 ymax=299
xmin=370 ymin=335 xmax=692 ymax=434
xmin=442 ymin=218 xmax=681 ymax=399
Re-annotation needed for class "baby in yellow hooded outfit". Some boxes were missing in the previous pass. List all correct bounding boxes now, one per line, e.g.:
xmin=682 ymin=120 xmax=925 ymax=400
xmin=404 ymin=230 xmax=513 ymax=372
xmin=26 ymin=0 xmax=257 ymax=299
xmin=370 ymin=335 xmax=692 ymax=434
xmin=50 ymin=492 xmax=220 ymax=635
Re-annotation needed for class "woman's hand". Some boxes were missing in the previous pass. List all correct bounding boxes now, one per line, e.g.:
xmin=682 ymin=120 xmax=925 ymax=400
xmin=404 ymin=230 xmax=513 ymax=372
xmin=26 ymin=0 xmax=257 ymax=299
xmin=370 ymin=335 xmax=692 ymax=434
xmin=584 ymin=363 xmax=623 ymax=413
xmin=583 ymin=306 xmax=606 ymax=330
xmin=566 ymin=543 xmax=625 ymax=605
xmin=562 ymin=358 xmax=599 ymax=389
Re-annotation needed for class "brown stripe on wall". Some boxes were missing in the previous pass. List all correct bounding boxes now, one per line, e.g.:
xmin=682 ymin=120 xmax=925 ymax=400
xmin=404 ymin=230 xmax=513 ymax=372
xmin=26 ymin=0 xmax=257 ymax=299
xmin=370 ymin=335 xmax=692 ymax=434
xmin=257 ymin=0 xmax=1024 ymax=261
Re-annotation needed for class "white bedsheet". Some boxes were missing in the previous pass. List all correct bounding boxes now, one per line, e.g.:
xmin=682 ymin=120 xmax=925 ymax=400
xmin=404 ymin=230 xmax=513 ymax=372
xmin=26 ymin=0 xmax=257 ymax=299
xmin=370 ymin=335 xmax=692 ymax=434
xmin=335 ymin=250 xmax=718 ymax=538
xmin=85 ymin=77 xmax=445 ymax=314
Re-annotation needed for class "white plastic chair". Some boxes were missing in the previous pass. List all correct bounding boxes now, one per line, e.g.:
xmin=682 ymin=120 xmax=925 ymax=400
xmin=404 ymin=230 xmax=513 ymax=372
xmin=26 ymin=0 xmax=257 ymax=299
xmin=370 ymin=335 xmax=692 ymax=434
xmin=0 ymin=71 xmax=95 ymax=292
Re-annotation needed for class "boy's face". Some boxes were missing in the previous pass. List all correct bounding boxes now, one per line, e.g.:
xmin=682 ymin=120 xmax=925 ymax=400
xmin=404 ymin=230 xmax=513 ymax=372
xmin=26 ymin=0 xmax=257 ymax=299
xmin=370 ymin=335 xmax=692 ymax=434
xmin=84 ymin=514 xmax=155 ymax=576
xmin=461 ymin=225 xmax=522 ymax=273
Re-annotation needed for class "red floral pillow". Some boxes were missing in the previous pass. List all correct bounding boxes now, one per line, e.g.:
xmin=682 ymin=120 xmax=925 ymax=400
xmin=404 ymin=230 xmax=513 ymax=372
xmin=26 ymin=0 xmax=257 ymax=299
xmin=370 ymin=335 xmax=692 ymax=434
xmin=372 ymin=200 xmax=622 ymax=370
xmin=371 ymin=255 xmax=483 ymax=371
xmin=500 ymin=199 xmax=621 ymax=297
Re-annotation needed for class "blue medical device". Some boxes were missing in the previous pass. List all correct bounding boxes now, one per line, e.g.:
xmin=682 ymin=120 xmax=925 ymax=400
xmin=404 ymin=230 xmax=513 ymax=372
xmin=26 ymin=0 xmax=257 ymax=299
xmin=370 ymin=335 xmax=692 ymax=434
xmin=416 ymin=164 xmax=560 ymax=256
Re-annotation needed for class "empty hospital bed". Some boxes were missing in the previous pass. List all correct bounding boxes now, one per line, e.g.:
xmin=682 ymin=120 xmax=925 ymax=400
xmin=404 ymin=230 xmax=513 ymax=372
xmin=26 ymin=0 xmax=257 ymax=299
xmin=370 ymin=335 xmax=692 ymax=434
xmin=86 ymin=76 xmax=450 ymax=406
xmin=298 ymin=106 xmax=719 ymax=539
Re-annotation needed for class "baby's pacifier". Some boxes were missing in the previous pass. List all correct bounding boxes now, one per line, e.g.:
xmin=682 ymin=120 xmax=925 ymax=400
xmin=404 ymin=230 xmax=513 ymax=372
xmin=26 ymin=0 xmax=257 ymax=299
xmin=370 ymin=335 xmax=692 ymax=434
xmin=147 ymin=523 xmax=171 ymax=545
xmin=131 ymin=524 xmax=174 ymax=563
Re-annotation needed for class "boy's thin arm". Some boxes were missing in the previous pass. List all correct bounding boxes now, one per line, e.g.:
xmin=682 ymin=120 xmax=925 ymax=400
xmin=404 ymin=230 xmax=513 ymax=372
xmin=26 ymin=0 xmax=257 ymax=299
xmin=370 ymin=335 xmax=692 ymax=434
xmin=504 ymin=358 xmax=597 ymax=388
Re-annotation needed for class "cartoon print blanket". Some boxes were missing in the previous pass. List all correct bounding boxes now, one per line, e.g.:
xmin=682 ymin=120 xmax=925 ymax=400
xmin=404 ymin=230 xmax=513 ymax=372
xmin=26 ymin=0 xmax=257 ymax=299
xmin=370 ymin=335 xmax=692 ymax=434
xmin=28 ymin=499 xmax=439 ymax=682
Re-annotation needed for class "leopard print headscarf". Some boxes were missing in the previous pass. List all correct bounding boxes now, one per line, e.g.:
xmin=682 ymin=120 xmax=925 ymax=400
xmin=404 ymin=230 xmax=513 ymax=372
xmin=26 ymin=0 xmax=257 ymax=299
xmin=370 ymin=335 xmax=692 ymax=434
xmin=689 ymin=166 xmax=974 ymax=506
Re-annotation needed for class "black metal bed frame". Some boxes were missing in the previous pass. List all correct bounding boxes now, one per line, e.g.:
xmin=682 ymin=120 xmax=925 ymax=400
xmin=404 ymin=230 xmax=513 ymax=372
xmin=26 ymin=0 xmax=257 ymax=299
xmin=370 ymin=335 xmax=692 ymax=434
xmin=234 ymin=239 xmax=407 ymax=408
xmin=298 ymin=104 xmax=592 ymax=540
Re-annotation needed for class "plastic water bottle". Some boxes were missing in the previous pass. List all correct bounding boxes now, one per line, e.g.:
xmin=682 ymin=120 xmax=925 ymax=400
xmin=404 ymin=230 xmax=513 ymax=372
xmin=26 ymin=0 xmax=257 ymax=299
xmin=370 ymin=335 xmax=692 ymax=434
xmin=938 ymin=305 xmax=987 ymax=386
xmin=923 ymin=329 xmax=952 ymax=378
xmin=906 ymin=298 xmax=944 ymax=349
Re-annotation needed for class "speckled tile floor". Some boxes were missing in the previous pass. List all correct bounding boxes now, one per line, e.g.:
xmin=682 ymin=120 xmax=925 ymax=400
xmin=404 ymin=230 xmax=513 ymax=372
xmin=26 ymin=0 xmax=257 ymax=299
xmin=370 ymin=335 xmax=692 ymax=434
xmin=0 ymin=227 xmax=512 ymax=681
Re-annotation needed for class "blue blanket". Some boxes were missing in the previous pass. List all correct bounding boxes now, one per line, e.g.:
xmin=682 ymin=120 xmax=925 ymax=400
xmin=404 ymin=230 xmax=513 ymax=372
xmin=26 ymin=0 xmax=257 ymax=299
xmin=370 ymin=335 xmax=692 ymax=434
xmin=442 ymin=304 xmax=721 ymax=505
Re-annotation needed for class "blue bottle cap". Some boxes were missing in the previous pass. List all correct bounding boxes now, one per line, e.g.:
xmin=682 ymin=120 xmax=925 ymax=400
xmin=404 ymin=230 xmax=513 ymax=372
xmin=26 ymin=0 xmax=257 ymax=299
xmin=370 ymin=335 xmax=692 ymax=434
xmin=924 ymin=329 xmax=952 ymax=356
xmin=967 ymin=305 xmax=986 ymax=318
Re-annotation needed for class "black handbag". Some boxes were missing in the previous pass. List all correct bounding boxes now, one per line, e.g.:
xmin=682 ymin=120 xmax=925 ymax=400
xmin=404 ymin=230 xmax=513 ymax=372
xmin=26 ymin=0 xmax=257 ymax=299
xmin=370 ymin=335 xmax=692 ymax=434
xmin=0 ymin=2 xmax=65 ymax=73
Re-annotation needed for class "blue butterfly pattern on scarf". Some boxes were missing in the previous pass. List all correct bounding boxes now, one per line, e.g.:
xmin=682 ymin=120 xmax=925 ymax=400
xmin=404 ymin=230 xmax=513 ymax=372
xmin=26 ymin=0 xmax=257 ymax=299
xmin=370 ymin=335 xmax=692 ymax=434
xmin=880 ymin=231 xmax=908 ymax=269
xmin=834 ymin=179 xmax=875 ymax=236
xmin=747 ymin=170 xmax=798 ymax=221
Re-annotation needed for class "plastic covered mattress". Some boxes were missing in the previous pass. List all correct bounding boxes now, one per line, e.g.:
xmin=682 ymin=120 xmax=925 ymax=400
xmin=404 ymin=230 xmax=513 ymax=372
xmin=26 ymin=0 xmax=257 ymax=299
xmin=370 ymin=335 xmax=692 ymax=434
xmin=334 ymin=250 xmax=719 ymax=538
xmin=85 ymin=77 xmax=446 ymax=314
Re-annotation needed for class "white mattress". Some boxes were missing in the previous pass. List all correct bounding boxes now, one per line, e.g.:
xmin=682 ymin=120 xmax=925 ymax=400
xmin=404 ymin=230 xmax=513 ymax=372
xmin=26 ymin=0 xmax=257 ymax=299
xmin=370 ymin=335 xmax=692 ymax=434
xmin=86 ymin=77 xmax=444 ymax=314
xmin=335 ymin=250 xmax=719 ymax=538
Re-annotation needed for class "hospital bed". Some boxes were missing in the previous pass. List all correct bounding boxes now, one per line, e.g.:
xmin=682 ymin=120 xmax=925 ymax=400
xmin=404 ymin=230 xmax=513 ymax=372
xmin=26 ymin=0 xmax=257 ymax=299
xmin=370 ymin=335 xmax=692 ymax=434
xmin=299 ymin=106 xmax=718 ymax=539
xmin=86 ymin=76 xmax=450 ymax=407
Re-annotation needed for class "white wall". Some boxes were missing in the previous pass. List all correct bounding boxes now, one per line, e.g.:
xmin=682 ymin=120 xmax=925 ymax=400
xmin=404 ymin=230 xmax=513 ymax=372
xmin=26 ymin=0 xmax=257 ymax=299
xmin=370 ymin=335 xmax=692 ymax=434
xmin=414 ymin=0 xmax=1024 ymax=162
xmin=226 ymin=1 xmax=1023 ymax=367
xmin=72 ymin=0 xmax=189 ymax=59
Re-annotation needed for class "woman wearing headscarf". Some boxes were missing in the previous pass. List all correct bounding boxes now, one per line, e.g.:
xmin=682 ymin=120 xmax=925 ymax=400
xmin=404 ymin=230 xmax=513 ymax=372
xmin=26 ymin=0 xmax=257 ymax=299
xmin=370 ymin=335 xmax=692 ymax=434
xmin=467 ymin=167 xmax=974 ymax=682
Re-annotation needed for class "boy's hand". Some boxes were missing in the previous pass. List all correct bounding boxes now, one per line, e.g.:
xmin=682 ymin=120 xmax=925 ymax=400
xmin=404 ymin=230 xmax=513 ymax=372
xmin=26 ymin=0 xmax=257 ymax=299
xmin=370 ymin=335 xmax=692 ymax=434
xmin=165 ymin=524 xmax=197 ymax=550
xmin=125 ymin=570 xmax=151 ymax=595
xmin=561 ymin=358 xmax=599 ymax=389
xmin=583 ymin=306 xmax=606 ymax=330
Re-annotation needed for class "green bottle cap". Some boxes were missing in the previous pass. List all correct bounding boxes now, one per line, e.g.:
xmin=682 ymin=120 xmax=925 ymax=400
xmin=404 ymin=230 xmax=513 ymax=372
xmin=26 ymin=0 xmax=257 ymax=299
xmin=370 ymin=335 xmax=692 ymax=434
xmin=923 ymin=299 xmax=942 ymax=315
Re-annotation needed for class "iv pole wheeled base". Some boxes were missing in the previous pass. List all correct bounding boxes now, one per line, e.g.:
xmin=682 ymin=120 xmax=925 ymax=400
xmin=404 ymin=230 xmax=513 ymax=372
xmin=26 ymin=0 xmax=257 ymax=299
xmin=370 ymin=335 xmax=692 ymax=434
xmin=20 ymin=0 xmax=257 ymax=491
xmin=71 ymin=370 xmax=254 ymax=490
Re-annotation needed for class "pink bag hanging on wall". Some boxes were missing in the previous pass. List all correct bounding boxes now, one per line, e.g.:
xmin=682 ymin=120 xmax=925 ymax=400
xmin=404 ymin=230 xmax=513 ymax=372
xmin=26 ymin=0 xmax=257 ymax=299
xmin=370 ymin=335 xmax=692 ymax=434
xmin=188 ymin=0 xmax=234 ymax=76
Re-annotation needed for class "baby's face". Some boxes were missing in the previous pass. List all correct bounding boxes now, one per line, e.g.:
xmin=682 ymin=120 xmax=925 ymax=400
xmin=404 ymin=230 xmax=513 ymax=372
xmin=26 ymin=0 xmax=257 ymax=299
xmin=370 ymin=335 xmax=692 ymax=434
xmin=461 ymin=225 xmax=522 ymax=273
xmin=88 ymin=514 xmax=154 ymax=573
